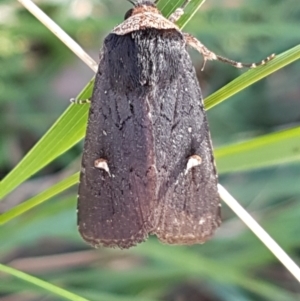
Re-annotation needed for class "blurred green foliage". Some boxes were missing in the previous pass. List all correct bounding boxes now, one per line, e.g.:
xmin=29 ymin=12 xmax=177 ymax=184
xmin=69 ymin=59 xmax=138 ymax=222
xmin=0 ymin=0 xmax=300 ymax=300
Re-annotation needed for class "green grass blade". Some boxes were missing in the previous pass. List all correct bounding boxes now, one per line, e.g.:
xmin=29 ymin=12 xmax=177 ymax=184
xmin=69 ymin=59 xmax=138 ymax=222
xmin=0 ymin=263 xmax=89 ymax=301
xmin=0 ymin=173 xmax=79 ymax=225
xmin=0 ymin=79 xmax=92 ymax=200
xmin=0 ymin=262 xmax=159 ymax=301
xmin=0 ymin=104 xmax=88 ymax=200
xmin=215 ymin=126 xmax=300 ymax=174
xmin=205 ymin=44 xmax=300 ymax=110
xmin=158 ymin=0 xmax=206 ymax=28
xmin=178 ymin=0 xmax=206 ymax=28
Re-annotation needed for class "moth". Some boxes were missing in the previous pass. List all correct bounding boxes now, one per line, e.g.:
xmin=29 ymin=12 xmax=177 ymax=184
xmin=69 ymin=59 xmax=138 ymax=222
xmin=77 ymin=0 xmax=274 ymax=249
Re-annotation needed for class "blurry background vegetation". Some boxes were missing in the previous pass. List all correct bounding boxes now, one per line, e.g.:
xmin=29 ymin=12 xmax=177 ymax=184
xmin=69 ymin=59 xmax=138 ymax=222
xmin=0 ymin=0 xmax=300 ymax=300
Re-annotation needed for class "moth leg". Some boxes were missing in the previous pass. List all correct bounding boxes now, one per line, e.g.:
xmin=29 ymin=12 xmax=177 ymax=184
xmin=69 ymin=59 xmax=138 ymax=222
xmin=183 ymin=33 xmax=275 ymax=71
xmin=168 ymin=0 xmax=191 ymax=23
xmin=70 ymin=98 xmax=91 ymax=105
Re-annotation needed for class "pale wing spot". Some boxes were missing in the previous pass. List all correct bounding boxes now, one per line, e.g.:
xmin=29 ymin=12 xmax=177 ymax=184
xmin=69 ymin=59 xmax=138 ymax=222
xmin=94 ymin=158 xmax=111 ymax=176
xmin=199 ymin=218 xmax=205 ymax=225
xmin=185 ymin=155 xmax=202 ymax=175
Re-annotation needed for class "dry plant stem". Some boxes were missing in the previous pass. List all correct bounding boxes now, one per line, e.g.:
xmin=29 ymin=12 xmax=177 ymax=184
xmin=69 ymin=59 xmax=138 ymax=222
xmin=18 ymin=0 xmax=98 ymax=72
xmin=218 ymin=184 xmax=300 ymax=283
xmin=18 ymin=0 xmax=300 ymax=284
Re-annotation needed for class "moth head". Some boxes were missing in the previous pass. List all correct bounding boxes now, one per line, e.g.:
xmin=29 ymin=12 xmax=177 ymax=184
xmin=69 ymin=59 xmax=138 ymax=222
xmin=125 ymin=0 xmax=160 ymax=20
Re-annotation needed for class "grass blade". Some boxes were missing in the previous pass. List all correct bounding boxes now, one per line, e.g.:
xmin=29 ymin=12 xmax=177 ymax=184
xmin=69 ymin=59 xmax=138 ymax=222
xmin=0 ymin=263 xmax=89 ymax=301
xmin=215 ymin=126 xmax=300 ymax=173
xmin=205 ymin=44 xmax=300 ymax=109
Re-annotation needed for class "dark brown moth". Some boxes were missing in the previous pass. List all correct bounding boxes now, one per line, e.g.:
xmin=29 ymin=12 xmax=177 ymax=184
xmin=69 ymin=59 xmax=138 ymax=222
xmin=77 ymin=0 xmax=274 ymax=249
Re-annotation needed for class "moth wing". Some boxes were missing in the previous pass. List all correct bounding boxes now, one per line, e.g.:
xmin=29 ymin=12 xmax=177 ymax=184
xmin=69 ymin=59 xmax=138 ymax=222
xmin=150 ymin=51 xmax=221 ymax=244
xmin=153 ymin=129 xmax=221 ymax=245
xmin=77 ymin=35 xmax=156 ymax=249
